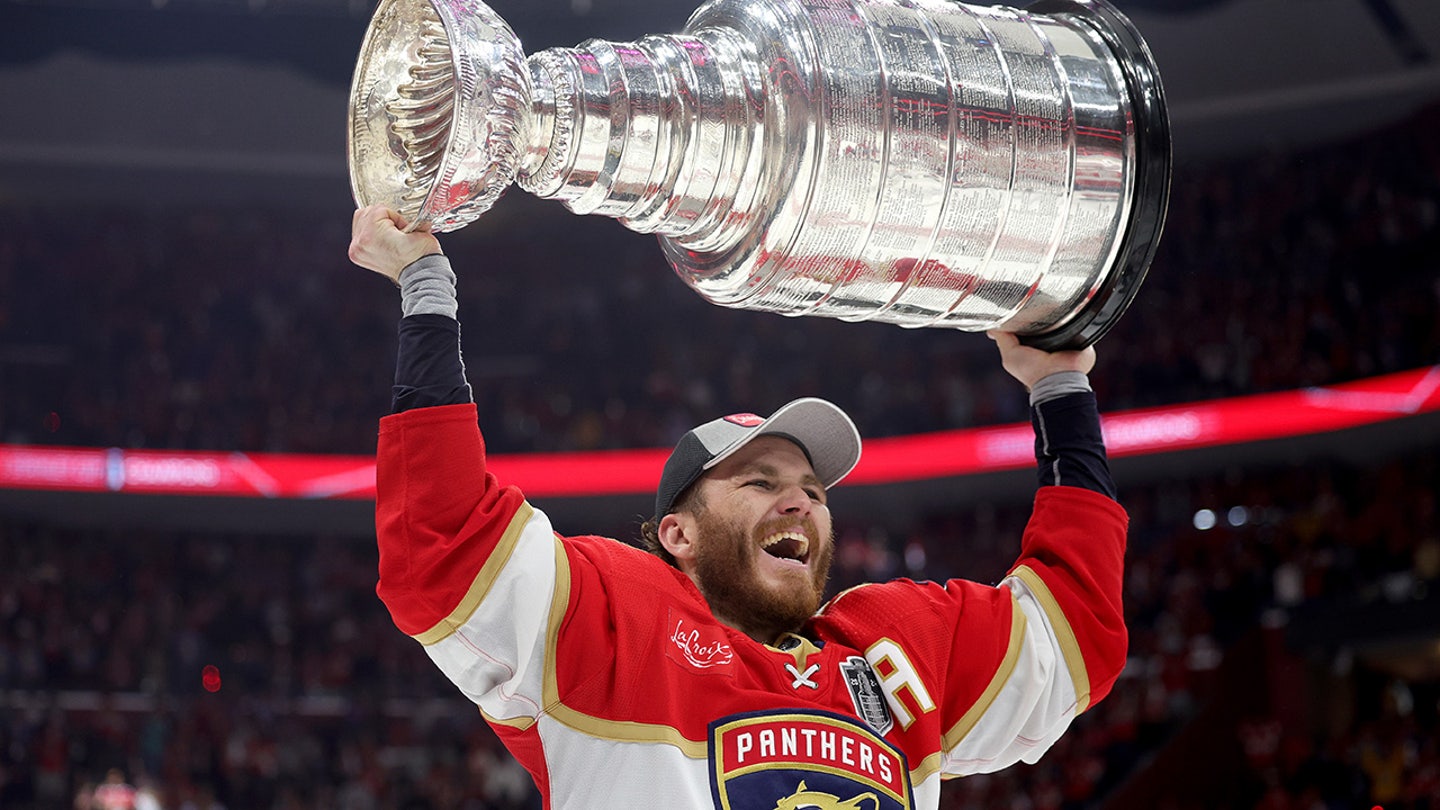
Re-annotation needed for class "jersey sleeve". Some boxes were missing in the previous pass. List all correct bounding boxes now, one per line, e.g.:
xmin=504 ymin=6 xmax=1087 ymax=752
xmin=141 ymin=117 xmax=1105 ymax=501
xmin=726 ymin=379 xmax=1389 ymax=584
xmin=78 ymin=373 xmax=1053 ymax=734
xmin=373 ymin=401 xmax=563 ymax=727
xmin=818 ymin=485 xmax=1127 ymax=780
xmin=945 ymin=485 xmax=1128 ymax=774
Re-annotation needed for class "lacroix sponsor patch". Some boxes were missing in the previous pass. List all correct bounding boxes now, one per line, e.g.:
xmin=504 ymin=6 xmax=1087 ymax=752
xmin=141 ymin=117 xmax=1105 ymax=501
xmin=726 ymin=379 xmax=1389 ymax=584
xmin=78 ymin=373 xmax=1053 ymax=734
xmin=666 ymin=611 xmax=735 ymax=675
xmin=709 ymin=710 xmax=912 ymax=810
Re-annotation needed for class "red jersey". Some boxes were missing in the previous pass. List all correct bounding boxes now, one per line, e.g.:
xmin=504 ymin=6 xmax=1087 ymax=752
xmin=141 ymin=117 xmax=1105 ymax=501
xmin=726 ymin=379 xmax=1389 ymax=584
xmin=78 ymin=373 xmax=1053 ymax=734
xmin=375 ymin=403 xmax=1127 ymax=810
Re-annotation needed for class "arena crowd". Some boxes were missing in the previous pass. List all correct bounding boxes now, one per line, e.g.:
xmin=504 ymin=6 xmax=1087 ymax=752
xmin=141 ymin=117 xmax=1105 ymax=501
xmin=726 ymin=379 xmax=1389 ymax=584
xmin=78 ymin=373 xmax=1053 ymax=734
xmin=0 ymin=101 xmax=1436 ymax=809
xmin=0 ymin=107 xmax=1436 ymax=456
xmin=0 ymin=447 xmax=1436 ymax=808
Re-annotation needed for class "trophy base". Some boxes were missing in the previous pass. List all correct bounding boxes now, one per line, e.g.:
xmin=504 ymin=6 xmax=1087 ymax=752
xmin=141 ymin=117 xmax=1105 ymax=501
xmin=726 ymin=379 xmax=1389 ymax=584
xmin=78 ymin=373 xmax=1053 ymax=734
xmin=1021 ymin=0 xmax=1172 ymax=352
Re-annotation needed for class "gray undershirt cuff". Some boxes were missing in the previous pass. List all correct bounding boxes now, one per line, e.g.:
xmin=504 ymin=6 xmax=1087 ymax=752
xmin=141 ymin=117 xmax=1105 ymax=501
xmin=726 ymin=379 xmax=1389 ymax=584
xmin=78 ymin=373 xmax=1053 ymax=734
xmin=398 ymin=254 xmax=458 ymax=319
xmin=1029 ymin=370 xmax=1092 ymax=406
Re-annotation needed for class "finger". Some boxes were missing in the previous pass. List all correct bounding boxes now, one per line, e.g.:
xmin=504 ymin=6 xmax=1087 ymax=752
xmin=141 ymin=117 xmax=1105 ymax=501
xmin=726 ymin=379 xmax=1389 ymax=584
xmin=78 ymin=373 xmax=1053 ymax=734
xmin=353 ymin=205 xmax=388 ymax=239
xmin=382 ymin=208 xmax=409 ymax=229
xmin=986 ymin=330 xmax=1020 ymax=349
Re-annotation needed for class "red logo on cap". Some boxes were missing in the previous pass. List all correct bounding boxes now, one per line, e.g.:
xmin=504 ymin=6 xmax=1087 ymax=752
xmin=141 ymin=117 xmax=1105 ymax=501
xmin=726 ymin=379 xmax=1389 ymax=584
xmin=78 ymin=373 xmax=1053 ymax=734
xmin=724 ymin=413 xmax=765 ymax=427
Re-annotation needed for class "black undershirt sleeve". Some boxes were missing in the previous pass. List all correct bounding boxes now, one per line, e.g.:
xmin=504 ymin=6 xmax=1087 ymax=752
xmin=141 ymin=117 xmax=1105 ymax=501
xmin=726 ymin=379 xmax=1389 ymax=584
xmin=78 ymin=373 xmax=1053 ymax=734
xmin=1031 ymin=391 xmax=1116 ymax=500
xmin=391 ymin=313 xmax=472 ymax=413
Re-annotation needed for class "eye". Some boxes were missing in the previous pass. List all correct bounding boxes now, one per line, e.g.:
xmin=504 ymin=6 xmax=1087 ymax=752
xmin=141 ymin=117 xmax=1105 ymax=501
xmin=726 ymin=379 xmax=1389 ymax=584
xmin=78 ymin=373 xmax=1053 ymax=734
xmin=805 ymin=488 xmax=824 ymax=502
xmin=745 ymin=478 xmax=774 ymax=490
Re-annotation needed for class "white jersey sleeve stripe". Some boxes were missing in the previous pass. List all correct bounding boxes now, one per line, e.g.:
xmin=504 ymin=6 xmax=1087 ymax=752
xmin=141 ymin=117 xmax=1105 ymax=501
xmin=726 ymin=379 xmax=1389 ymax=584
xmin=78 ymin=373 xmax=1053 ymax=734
xmin=418 ymin=502 xmax=557 ymax=725
xmin=942 ymin=591 xmax=1027 ymax=751
xmin=1006 ymin=565 xmax=1091 ymax=712
xmin=938 ymin=577 xmax=1085 ymax=775
xmin=415 ymin=501 xmax=537 ymax=646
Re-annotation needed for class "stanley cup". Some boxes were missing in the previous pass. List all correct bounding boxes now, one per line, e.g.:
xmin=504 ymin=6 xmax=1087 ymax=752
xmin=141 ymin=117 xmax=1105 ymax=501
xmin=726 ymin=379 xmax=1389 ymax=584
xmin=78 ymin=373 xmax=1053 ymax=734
xmin=348 ymin=0 xmax=1171 ymax=349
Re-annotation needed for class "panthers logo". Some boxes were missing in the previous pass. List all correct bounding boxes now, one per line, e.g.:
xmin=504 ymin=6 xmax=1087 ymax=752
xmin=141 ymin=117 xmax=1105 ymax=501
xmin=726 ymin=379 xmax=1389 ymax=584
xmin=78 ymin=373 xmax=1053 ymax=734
xmin=709 ymin=710 xmax=912 ymax=810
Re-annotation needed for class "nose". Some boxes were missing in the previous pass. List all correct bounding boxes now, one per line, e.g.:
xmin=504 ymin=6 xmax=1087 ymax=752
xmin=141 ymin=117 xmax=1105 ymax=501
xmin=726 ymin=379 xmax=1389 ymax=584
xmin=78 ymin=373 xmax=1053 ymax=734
xmin=775 ymin=482 xmax=812 ymax=516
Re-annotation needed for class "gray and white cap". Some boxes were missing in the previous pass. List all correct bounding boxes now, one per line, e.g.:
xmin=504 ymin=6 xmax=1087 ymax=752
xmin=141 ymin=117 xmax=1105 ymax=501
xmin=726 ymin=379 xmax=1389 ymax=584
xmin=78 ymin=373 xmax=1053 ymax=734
xmin=654 ymin=397 xmax=862 ymax=518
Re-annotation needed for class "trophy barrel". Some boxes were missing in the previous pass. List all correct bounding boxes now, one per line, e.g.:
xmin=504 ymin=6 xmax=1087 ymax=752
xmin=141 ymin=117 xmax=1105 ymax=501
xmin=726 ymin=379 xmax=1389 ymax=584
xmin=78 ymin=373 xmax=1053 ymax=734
xmin=656 ymin=0 xmax=1171 ymax=349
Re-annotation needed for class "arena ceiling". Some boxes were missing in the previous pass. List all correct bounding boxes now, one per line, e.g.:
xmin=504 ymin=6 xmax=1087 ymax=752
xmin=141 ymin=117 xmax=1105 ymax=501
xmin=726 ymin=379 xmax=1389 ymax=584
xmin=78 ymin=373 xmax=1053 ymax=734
xmin=0 ymin=0 xmax=1437 ymax=206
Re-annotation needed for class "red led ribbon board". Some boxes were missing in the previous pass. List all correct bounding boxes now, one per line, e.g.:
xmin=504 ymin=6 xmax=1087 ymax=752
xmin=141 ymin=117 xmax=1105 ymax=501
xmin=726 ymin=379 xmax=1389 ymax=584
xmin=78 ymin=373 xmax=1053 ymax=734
xmin=2 ymin=366 xmax=1436 ymax=499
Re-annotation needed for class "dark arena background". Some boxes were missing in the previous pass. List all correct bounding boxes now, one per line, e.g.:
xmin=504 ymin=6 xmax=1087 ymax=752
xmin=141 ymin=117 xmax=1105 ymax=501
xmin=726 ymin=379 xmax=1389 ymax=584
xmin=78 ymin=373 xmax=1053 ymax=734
xmin=2 ymin=0 xmax=1439 ymax=807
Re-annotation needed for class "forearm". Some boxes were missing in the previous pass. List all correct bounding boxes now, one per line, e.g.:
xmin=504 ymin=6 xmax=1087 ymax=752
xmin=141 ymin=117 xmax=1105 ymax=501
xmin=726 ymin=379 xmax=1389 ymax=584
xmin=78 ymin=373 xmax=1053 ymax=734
xmin=1002 ymin=374 xmax=1126 ymax=715
xmin=391 ymin=254 xmax=472 ymax=413
xmin=1028 ymin=372 xmax=1115 ymax=500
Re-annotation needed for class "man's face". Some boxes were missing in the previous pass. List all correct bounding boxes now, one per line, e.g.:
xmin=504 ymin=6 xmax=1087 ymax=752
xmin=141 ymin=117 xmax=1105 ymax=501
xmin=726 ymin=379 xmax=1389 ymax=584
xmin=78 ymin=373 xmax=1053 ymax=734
xmin=682 ymin=436 xmax=835 ymax=641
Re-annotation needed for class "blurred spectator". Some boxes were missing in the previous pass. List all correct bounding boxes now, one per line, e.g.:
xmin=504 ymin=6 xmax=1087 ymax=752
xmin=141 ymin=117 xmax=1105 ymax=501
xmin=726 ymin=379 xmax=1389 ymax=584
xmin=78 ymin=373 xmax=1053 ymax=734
xmin=92 ymin=768 xmax=137 ymax=810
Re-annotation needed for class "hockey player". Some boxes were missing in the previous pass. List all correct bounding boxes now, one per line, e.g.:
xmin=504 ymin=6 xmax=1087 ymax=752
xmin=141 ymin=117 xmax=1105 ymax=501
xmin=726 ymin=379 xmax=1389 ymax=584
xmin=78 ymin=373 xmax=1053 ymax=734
xmin=349 ymin=204 xmax=1127 ymax=810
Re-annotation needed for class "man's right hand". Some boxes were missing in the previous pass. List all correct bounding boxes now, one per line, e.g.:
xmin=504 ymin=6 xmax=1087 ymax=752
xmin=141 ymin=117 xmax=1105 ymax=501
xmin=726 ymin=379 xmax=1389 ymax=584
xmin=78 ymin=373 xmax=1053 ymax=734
xmin=348 ymin=205 xmax=443 ymax=284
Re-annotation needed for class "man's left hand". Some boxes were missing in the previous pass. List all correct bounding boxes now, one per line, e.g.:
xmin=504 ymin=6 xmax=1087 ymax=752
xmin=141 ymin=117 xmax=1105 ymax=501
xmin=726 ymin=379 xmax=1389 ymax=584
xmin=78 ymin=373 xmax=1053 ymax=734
xmin=987 ymin=330 xmax=1096 ymax=390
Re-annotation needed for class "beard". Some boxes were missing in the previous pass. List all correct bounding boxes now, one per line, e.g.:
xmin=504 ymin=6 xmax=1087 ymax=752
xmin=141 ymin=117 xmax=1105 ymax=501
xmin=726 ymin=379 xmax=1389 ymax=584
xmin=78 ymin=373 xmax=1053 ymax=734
xmin=689 ymin=502 xmax=834 ymax=641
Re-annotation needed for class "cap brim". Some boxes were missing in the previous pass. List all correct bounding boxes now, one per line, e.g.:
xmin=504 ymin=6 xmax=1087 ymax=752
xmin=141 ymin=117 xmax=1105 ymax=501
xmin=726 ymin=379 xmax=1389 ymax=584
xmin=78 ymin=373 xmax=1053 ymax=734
xmin=700 ymin=397 xmax=861 ymax=489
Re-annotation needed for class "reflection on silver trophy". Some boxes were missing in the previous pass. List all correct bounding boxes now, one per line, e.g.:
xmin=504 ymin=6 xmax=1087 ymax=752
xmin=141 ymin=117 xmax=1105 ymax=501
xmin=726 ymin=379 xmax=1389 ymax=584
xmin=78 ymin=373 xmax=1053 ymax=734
xmin=348 ymin=0 xmax=1171 ymax=348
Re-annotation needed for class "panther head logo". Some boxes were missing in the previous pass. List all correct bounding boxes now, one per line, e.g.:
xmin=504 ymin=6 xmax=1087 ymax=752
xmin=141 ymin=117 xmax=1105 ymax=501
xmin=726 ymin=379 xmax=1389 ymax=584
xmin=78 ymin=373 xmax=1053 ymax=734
xmin=771 ymin=781 xmax=879 ymax=810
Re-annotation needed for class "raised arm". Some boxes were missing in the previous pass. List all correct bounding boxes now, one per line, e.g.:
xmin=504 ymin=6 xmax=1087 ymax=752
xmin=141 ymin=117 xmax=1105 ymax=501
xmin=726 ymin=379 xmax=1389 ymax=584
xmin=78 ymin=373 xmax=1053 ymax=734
xmin=351 ymin=206 xmax=559 ymax=735
xmin=939 ymin=333 xmax=1126 ymax=777
xmin=989 ymin=330 xmax=1114 ymax=500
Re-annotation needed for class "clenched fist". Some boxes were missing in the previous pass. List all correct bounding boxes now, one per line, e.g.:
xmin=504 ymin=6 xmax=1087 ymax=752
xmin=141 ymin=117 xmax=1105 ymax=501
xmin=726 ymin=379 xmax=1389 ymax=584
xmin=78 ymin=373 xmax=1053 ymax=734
xmin=987 ymin=330 xmax=1096 ymax=390
xmin=348 ymin=205 xmax=443 ymax=284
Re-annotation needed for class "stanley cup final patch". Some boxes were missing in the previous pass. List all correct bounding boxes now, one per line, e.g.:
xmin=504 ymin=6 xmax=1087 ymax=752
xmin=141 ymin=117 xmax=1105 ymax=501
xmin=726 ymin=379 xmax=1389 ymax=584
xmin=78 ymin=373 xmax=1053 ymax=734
xmin=708 ymin=710 xmax=913 ymax=810
xmin=840 ymin=656 xmax=894 ymax=736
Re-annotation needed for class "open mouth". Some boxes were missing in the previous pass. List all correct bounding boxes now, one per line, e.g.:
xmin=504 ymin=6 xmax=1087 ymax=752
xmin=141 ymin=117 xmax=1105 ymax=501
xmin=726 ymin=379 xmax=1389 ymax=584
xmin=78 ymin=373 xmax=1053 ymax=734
xmin=760 ymin=531 xmax=811 ymax=565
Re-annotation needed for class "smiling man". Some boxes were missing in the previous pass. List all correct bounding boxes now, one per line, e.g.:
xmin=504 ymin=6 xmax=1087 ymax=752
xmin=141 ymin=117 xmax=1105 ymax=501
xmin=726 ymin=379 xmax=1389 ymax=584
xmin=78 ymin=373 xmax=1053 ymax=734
xmin=643 ymin=401 xmax=852 ymax=645
xmin=349 ymin=205 xmax=1128 ymax=810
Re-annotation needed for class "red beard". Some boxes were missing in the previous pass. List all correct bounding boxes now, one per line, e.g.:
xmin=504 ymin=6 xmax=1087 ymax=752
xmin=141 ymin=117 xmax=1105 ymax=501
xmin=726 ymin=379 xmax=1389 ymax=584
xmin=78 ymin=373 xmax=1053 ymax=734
xmin=689 ymin=504 xmax=834 ymax=642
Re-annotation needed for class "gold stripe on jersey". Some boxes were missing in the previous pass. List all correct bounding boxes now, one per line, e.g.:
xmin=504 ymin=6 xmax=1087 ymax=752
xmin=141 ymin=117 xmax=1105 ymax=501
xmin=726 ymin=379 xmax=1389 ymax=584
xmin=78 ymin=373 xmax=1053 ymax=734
xmin=415 ymin=501 xmax=536 ymax=647
xmin=542 ymin=532 xmax=710 ymax=759
xmin=931 ymin=589 xmax=1026 ymax=774
xmin=481 ymin=707 xmax=535 ymax=731
xmin=1008 ymin=565 xmax=1091 ymax=713
xmin=912 ymin=750 xmax=944 ymax=788
xmin=767 ymin=633 xmax=824 ymax=671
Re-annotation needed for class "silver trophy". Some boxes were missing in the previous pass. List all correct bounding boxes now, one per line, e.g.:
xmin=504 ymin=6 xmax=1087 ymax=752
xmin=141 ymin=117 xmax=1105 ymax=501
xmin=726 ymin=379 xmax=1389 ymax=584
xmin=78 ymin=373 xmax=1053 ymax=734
xmin=349 ymin=0 xmax=1170 ymax=349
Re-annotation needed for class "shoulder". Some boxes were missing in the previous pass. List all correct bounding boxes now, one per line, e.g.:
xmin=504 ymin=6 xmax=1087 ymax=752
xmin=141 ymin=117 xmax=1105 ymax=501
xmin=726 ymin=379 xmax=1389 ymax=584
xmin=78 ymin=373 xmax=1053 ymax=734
xmin=813 ymin=576 xmax=1004 ymax=641
xmin=559 ymin=533 xmax=696 ymax=593
xmin=812 ymin=570 xmax=1025 ymax=645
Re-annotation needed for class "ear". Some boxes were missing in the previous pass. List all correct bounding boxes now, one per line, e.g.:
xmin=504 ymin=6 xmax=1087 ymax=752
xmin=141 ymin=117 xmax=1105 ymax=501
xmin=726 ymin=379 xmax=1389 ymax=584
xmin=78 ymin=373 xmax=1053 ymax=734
xmin=658 ymin=511 xmax=699 ymax=565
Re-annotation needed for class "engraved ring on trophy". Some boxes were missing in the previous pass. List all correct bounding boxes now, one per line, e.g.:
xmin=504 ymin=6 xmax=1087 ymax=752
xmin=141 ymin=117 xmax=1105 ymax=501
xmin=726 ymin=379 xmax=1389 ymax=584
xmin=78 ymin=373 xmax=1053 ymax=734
xmin=348 ymin=0 xmax=1171 ymax=349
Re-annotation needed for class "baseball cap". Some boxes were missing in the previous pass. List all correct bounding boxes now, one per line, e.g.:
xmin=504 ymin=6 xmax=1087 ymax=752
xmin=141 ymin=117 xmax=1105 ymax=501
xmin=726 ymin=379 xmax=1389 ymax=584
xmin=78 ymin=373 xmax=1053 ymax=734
xmin=654 ymin=397 xmax=862 ymax=518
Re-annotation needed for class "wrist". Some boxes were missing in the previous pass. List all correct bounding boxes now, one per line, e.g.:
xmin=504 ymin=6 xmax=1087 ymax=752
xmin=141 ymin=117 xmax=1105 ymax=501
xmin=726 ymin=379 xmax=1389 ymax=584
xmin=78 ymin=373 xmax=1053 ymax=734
xmin=399 ymin=254 xmax=459 ymax=319
xmin=1029 ymin=370 xmax=1091 ymax=406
